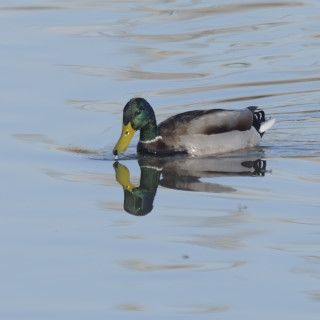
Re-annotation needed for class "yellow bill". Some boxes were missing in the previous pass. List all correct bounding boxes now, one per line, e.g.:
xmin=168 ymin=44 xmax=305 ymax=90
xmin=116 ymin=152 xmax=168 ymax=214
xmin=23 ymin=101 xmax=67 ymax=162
xmin=113 ymin=122 xmax=136 ymax=155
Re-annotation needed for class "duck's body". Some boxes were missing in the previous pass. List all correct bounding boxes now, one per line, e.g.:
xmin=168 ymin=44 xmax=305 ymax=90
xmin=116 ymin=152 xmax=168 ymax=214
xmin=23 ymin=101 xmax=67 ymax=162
xmin=113 ymin=98 xmax=275 ymax=156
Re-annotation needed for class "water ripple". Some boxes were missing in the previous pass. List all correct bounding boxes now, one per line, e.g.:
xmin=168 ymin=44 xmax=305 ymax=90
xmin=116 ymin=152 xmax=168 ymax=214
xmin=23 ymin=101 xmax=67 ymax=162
xmin=150 ymin=76 xmax=320 ymax=96
xmin=59 ymin=64 xmax=211 ymax=80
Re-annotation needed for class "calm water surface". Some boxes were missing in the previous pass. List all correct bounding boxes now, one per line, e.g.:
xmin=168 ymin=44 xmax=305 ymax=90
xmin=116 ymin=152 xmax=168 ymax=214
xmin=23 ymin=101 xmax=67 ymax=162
xmin=1 ymin=1 xmax=320 ymax=319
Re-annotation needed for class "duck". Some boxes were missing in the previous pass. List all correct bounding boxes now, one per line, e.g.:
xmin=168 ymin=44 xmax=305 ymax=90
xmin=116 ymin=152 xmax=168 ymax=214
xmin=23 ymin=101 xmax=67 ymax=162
xmin=113 ymin=98 xmax=275 ymax=157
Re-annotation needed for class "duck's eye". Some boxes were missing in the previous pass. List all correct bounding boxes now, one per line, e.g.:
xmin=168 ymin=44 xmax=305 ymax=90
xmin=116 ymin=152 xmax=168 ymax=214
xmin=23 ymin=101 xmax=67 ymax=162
xmin=135 ymin=110 xmax=141 ymax=116
xmin=125 ymin=130 xmax=130 ymax=136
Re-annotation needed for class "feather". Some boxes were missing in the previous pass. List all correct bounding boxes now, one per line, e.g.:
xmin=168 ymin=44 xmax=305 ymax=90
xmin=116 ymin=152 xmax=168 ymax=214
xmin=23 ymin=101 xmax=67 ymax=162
xmin=158 ymin=108 xmax=253 ymax=136
xmin=259 ymin=118 xmax=276 ymax=133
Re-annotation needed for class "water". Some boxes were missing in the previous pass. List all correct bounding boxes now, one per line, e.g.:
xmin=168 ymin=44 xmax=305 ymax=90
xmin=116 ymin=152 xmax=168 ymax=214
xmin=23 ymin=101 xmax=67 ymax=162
xmin=1 ymin=1 xmax=320 ymax=319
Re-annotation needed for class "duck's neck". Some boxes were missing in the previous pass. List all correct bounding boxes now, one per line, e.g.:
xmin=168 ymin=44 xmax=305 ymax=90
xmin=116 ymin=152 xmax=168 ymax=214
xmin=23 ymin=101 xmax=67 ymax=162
xmin=140 ymin=119 xmax=158 ymax=142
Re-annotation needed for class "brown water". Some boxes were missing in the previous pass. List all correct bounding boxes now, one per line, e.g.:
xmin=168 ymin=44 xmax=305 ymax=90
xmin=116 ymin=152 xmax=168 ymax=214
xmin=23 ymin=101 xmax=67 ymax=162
xmin=1 ymin=1 xmax=320 ymax=319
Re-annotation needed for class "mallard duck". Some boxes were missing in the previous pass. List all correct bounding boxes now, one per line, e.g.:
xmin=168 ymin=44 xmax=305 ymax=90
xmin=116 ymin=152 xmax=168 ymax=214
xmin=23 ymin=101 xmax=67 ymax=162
xmin=113 ymin=98 xmax=275 ymax=156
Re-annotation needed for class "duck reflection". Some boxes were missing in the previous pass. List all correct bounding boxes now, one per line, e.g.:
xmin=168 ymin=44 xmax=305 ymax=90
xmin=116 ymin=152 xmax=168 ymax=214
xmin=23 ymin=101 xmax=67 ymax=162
xmin=113 ymin=154 xmax=268 ymax=216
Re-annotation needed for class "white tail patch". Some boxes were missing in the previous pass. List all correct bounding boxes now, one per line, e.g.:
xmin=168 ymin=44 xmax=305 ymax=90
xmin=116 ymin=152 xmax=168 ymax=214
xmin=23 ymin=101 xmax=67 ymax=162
xmin=259 ymin=118 xmax=276 ymax=133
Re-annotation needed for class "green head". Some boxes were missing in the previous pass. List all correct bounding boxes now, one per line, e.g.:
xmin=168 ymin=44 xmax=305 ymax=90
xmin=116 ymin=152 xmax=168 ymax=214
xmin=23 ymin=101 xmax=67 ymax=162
xmin=113 ymin=98 xmax=157 ymax=155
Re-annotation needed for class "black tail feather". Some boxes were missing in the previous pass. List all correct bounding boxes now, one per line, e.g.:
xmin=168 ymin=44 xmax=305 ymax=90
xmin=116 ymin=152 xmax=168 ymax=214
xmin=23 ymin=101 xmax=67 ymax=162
xmin=248 ymin=106 xmax=266 ymax=137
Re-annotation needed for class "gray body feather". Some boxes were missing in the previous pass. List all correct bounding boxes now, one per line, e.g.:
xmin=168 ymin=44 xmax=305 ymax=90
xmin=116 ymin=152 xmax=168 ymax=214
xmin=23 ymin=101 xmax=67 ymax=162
xmin=137 ymin=107 xmax=274 ymax=156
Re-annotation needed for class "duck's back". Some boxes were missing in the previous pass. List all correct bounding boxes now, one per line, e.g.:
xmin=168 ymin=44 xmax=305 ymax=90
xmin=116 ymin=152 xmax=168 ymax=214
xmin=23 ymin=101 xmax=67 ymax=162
xmin=158 ymin=108 xmax=253 ymax=137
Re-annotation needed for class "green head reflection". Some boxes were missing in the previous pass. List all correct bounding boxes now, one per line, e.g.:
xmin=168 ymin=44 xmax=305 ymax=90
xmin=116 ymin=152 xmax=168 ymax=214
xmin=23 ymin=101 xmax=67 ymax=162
xmin=113 ymin=162 xmax=160 ymax=216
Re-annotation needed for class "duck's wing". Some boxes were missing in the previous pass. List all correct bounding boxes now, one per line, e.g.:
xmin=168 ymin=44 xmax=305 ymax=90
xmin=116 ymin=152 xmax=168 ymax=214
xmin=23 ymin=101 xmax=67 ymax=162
xmin=158 ymin=108 xmax=253 ymax=137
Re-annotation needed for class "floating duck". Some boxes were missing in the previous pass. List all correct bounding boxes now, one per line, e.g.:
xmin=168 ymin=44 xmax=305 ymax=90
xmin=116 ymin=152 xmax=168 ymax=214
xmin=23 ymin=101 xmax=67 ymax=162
xmin=113 ymin=98 xmax=275 ymax=156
